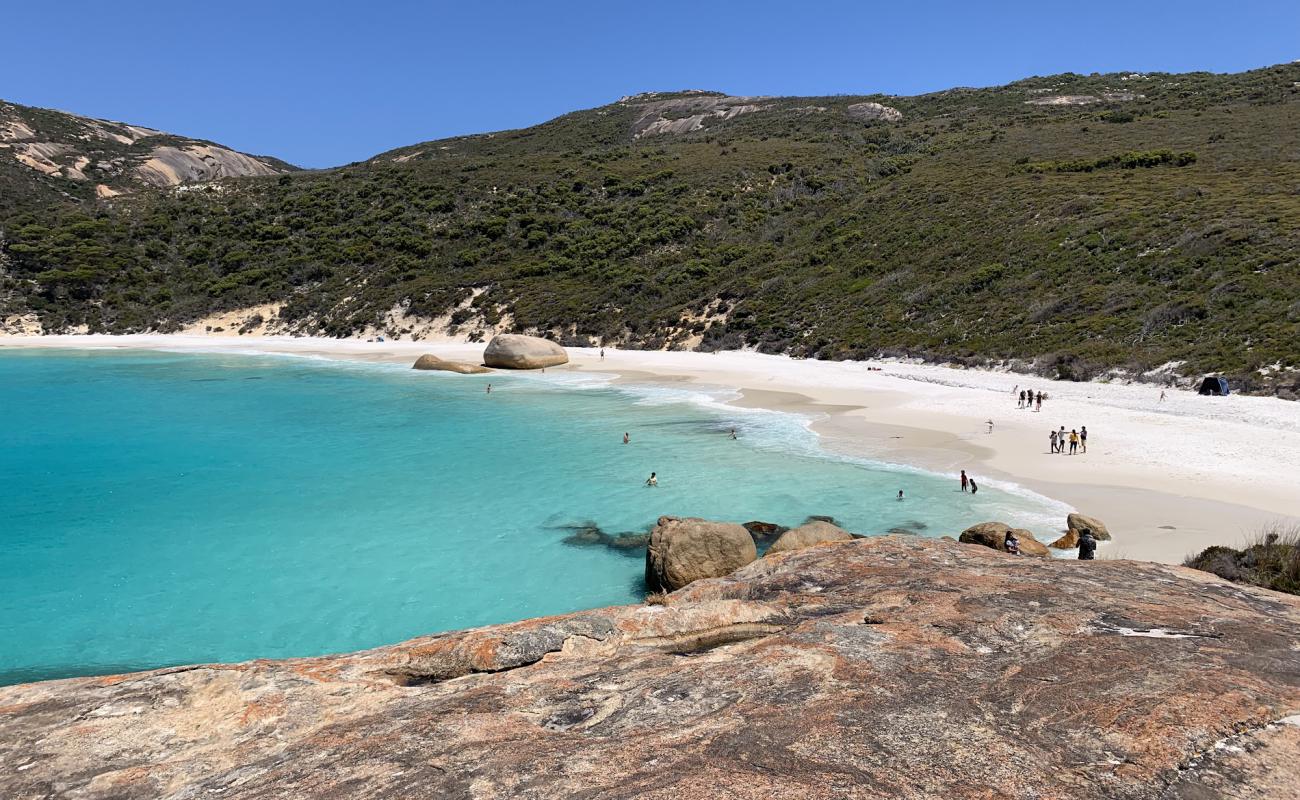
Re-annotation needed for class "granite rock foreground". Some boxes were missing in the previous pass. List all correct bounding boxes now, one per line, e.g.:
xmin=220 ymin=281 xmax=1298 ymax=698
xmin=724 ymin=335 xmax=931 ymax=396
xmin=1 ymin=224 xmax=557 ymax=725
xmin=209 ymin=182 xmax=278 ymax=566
xmin=2 ymin=537 xmax=1299 ymax=799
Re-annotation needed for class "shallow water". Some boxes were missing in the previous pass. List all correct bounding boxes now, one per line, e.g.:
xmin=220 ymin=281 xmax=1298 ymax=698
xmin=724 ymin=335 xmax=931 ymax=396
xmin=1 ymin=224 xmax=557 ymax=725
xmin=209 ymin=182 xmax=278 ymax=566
xmin=0 ymin=349 xmax=1064 ymax=684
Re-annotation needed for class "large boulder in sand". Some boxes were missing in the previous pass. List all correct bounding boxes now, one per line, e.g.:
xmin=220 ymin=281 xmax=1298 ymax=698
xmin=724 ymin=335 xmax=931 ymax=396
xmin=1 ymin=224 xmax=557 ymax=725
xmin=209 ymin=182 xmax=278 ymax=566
xmin=766 ymin=520 xmax=855 ymax=555
xmin=645 ymin=516 xmax=756 ymax=593
xmin=412 ymin=354 xmax=492 ymax=374
xmin=960 ymin=522 xmax=1050 ymax=558
xmin=483 ymin=334 xmax=568 ymax=369
xmin=1052 ymin=513 xmax=1112 ymax=549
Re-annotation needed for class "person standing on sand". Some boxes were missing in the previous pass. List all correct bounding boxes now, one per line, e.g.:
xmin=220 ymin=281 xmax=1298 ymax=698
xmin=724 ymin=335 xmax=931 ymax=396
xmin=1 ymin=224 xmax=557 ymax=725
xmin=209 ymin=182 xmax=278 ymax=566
xmin=960 ymin=470 xmax=969 ymax=492
xmin=1035 ymin=392 xmax=1043 ymax=412
xmin=1068 ymin=429 xmax=1079 ymax=455
xmin=623 ymin=432 xmax=629 ymax=445
xmin=1058 ymin=426 xmax=1067 ymax=454
xmin=1018 ymin=390 xmax=1026 ymax=409
xmin=1160 ymin=390 xmax=1167 ymax=403
xmin=1049 ymin=429 xmax=1059 ymax=453
xmin=645 ymin=472 xmax=658 ymax=487
xmin=1080 ymin=426 xmax=1088 ymax=453
xmin=600 ymin=348 xmax=605 ymax=359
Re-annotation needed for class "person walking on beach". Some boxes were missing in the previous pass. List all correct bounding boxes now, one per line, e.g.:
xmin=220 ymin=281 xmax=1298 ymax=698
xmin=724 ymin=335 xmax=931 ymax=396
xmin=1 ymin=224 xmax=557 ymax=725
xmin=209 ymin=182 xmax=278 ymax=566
xmin=1035 ymin=391 xmax=1043 ymax=412
xmin=623 ymin=432 xmax=630 ymax=445
xmin=1049 ymin=428 xmax=1059 ymax=454
xmin=1159 ymin=390 xmax=1167 ymax=403
xmin=1058 ymin=426 xmax=1067 ymax=454
xmin=1068 ymin=429 xmax=1080 ymax=455
xmin=645 ymin=472 xmax=658 ymax=487
xmin=600 ymin=348 xmax=605 ymax=359
xmin=1018 ymin=390 xmax=1026 ymax=409
xmin=1078 ymin=529 xmax=1097 ymax=560
xmin=960 ymin=470 xmax=969 ymax=492
xmin=1080 ymin=425 xmax=1088 ymax=453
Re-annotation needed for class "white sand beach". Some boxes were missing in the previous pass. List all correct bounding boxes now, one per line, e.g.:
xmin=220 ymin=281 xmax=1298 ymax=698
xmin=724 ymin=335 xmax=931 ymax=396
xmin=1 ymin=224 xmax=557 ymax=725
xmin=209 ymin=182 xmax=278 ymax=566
xmin=5 ymin=334 xmax=1298 ymax=564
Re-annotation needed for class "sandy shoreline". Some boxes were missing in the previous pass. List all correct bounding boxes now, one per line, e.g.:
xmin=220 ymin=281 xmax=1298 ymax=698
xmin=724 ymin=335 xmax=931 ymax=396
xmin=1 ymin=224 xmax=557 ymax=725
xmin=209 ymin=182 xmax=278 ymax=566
xmin=5 ymin=334 xmax=1298 ymax=564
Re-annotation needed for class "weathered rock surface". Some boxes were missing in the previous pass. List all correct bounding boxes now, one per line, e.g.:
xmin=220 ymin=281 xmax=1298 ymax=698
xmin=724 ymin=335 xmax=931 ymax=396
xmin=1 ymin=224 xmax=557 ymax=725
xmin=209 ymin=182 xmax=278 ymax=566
xmin=959 ymin=521 xmax=1051 ymax=558
xmin=3 ymin=537 xmax=1299 ymax=799
xmin=845 ymin=101 xmax=903 ymax=122
xmin=411 ymin=354 xmax=492 ymax=373
xmin=482 ymin=334 xmax=568 ymax=369
xmin=766 ymin=520 xmax=855 ymax=555
xmin=645 ymin=515 xmax=757 ymax=592
xmin=1054 ymin=512 xmax=1112 ymax=548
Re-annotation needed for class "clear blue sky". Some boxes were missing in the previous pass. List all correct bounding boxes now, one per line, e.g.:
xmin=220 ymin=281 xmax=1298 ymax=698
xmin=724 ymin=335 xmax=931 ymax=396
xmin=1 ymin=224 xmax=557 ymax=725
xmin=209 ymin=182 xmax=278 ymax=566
xmin=2 ymin=0 xmax=1295 ymax=167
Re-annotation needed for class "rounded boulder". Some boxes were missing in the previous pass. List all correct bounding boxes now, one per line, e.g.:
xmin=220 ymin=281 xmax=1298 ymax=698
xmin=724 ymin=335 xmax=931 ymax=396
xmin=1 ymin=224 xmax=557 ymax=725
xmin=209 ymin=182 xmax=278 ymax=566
xmin=413 ymin=354 xmax=492 ymax=374
xmin=959 ymin=522 xmax=1050 ymax=558
xmin=483 ymin=335 xmax=568 ymax=370
xmin=645 ymin=516 xmax=757 ymax=593
xmin=766 ymin=520 xmax=855 ymax=555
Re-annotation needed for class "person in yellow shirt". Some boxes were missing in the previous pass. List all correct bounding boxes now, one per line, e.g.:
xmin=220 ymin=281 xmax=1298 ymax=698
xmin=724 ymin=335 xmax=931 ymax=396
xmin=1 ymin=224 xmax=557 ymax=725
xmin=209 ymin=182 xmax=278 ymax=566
xmin=1068 ymin=429 xmax=1080 ymax=455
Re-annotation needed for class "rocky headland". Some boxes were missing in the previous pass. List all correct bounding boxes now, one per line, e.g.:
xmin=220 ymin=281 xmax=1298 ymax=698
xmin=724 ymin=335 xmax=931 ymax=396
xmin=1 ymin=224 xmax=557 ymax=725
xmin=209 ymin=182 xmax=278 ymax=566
xmin=2 ymin=536 xmax=1298 ymax=799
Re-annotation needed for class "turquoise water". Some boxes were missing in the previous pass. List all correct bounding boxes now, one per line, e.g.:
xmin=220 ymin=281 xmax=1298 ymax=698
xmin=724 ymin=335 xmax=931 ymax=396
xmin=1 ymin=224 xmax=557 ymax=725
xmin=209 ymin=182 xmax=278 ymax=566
xmin=0 ymin=349 xmax=1063 ymax=684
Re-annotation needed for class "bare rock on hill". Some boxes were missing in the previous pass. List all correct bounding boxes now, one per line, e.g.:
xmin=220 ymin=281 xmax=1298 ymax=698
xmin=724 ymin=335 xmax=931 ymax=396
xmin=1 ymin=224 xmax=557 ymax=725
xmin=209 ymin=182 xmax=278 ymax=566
xmin=766 ymin=520 xmax=855 ymax=555
xmin=959 ymin=521 xmax=1051 ymax=558
xmin=411 ymin=354 xmax=491 ymax=374
xmin=624 ymin=93 xmax=769 ymax=139
xmin=483 ymin=334 xmax=568 ymax=369
xmin=2 ymin=536 xmax=1298 ymax=798
xmin=645 ymin=515 xmax=756 ymax=592
xmin=846 ymin=101 xmax=904 ymax=123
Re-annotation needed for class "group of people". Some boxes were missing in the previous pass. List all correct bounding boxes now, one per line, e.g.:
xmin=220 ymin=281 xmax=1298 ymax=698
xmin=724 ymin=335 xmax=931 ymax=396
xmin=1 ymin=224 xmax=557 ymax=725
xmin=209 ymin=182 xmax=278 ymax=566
xmin=1048 ymin=425 xmax=1088 ymax=454
xmin=959 ymin=469 xmax=978 ymax=494
xmin=1016 ymin=388 xmax=1046 ymax=412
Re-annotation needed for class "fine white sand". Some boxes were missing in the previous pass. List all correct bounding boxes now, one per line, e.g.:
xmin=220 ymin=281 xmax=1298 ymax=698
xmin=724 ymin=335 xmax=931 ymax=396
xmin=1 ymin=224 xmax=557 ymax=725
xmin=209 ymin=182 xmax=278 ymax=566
xmin=6 ymin=334 xmax=1298 ymax=564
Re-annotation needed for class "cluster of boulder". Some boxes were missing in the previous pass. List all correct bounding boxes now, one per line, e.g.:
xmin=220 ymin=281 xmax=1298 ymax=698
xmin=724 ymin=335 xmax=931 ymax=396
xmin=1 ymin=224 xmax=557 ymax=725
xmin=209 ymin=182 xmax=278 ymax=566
xmin=646 ymin=515 xmax=857 ymax=592
xmin=412 ymin=333 xmax=569 ymax=373
xmin=958 ymin=512 xmax=1111 ymax=557
xmin=648 ymin=511 xmax=1113 ymax=593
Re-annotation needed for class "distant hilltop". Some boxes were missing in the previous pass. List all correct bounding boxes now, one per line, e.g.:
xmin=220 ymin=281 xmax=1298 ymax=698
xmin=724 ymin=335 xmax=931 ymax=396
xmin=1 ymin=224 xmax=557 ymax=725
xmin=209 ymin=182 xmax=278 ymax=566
xmin=0 ymin=100 xmax=295 ymax=206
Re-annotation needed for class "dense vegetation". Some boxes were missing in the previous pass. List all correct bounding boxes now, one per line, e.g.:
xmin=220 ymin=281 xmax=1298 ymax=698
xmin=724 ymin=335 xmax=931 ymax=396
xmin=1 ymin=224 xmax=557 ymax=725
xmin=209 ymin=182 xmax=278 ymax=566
xmin=2 ymin=64 xmax=1298 ymax=394
xmin=1185 ymin=525 xmax=1300 ymax=595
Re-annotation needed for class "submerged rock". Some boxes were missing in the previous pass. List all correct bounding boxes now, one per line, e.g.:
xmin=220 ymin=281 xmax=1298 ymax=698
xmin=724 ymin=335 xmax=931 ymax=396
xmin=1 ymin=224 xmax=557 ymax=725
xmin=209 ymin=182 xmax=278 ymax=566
xmin=766 ymin=520 xmax=855 ymax=555
xmin=3 ymin=537 xmax=1297 ymax=798
xmin=482 ymin=334 xmax=568 ymax=369
xmin=959 ymin=521 xmax=1051 ymax=558
xmin=645 ymin=515 xmax=756 ymax=592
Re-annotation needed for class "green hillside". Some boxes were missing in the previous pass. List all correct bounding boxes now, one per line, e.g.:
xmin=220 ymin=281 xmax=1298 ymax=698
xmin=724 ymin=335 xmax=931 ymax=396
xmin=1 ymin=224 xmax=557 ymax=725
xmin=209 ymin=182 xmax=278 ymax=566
xmin=2 ymin=64 xmax=1298 ymax=394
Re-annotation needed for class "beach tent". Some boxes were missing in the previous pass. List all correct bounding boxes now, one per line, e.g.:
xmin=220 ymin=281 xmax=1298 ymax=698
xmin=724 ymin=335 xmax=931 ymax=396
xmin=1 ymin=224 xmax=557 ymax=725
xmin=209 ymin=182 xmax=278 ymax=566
xmin=1197 ymin=376 xmax=1230 ymax=396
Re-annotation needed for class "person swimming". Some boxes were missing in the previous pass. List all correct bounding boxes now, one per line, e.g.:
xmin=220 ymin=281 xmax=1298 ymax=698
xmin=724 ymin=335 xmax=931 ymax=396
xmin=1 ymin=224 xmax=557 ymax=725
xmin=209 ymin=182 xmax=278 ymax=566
xmin=645 ymin=472 xmax=658 ymax=487
xmin=623 ymin=432 xmax=630 ymax=444
xmin=897 ymin=490 xmax=904 ymax=500
xmin=729 ymin=428 xmax=738 ymax=439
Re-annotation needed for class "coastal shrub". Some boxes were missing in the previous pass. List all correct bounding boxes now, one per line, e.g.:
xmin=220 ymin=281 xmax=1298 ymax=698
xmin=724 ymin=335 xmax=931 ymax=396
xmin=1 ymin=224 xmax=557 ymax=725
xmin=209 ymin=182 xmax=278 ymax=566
xmin=1184 ymin=523 xmax=1300 ymax=595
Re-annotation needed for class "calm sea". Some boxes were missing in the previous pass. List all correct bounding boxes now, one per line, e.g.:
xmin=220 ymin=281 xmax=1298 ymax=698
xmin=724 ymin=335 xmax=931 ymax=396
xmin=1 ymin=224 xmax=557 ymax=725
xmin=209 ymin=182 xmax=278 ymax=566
xmin=0 ymin=349 xmax=1065 ymax=684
